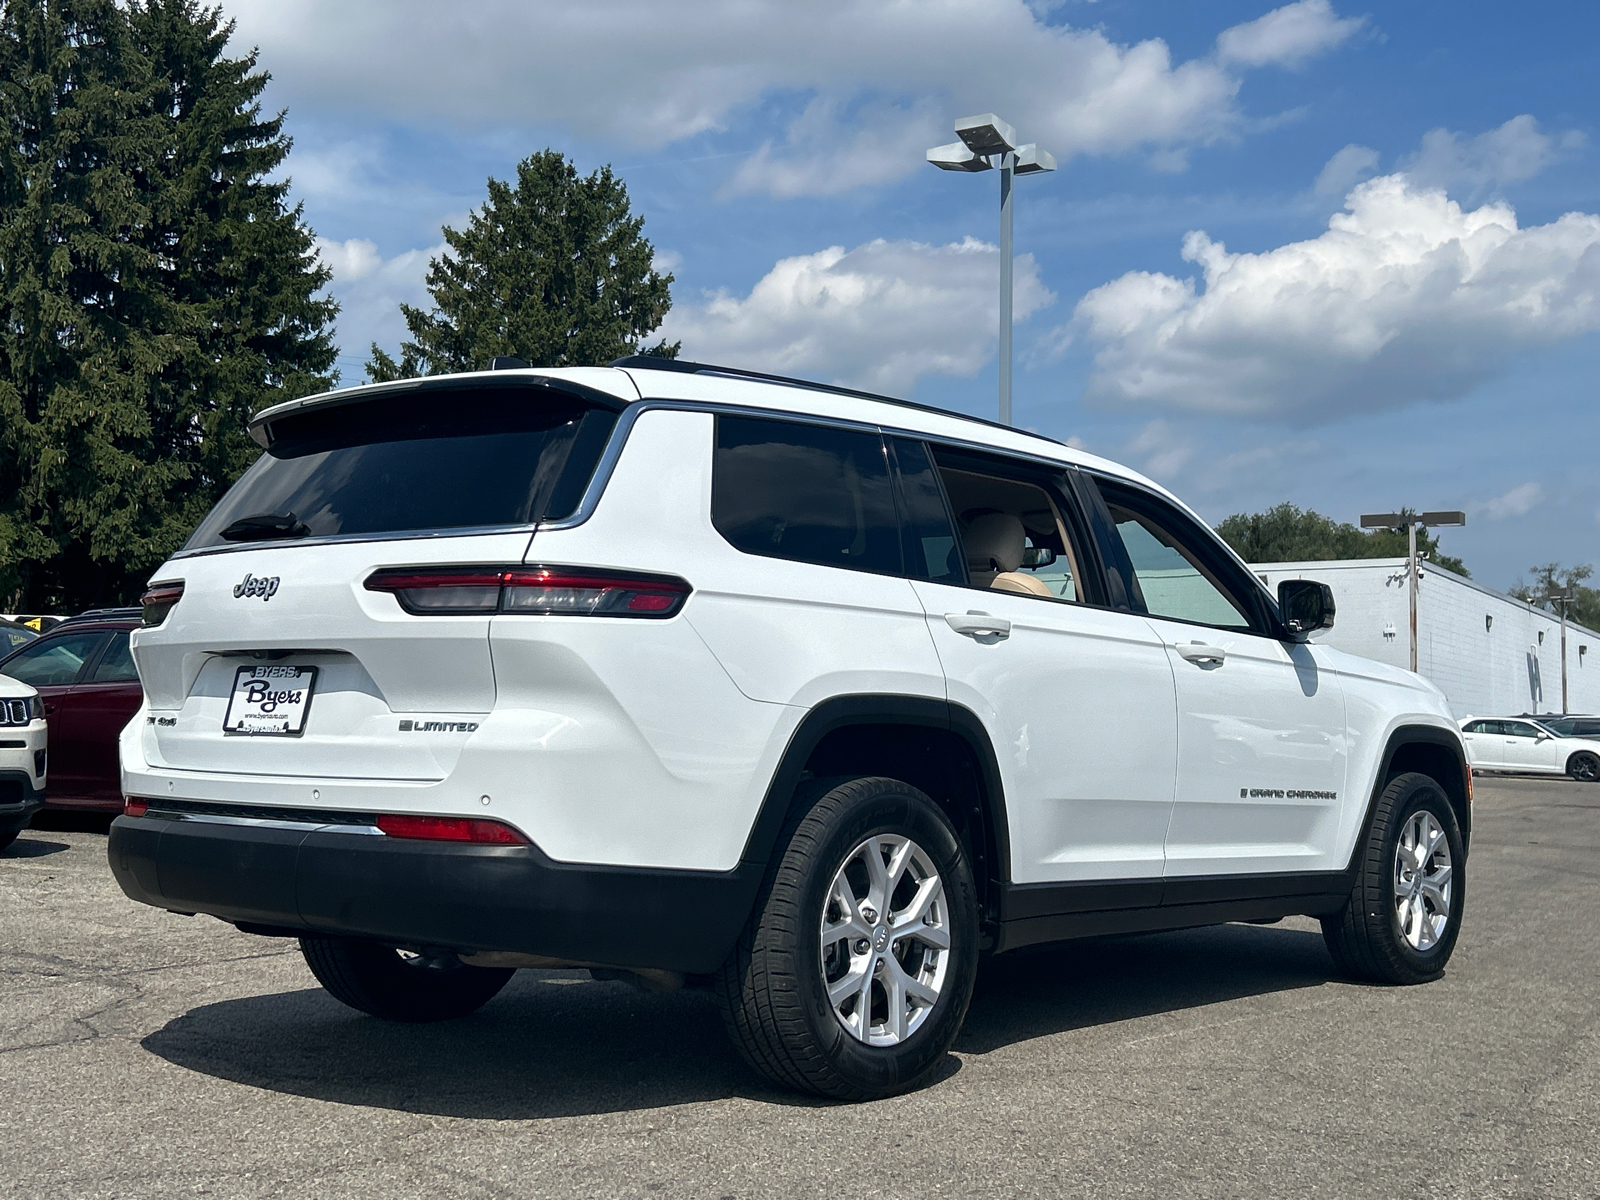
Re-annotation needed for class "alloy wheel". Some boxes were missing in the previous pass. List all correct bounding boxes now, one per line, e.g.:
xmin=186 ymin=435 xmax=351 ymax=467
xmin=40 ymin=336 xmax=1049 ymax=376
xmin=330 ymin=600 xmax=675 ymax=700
xmin=820 ymin=834 xmax=950 ymax=1046
xmin=1393 ymin=809 xmax=1453 ymax=952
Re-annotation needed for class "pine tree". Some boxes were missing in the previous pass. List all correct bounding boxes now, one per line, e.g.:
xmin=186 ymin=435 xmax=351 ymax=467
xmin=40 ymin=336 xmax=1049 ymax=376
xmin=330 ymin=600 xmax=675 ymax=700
xmin=366 ymin=150 xmax=675 ymax=381
xmin=0 ymin=0 xmax=336 ymax=611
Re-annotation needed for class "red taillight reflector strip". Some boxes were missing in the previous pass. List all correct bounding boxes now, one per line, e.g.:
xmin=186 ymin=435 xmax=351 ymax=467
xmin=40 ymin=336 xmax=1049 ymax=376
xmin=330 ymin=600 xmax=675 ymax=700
xmin=365 ymin=566 xmax=690 ymax=618
xmin=140 ymin=581 xmax=185 ymax=627
xmin=375 ymin=814 xmax=530 ymax=844
xmin=124 ymin=798 xmax=150 ymax=817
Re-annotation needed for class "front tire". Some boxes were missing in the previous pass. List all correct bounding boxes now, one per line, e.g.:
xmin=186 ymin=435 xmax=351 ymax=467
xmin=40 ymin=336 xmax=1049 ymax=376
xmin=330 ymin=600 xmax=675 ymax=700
xmin=1568 ymin=752 xmax=1599 ymax=783
xmin=716 ymin=776 xmax=979 ymax=1100
xmin=299 ymin=936 xmax=513 ymax=1022
xmin=1321 ymin=772 xmax=1465 ymax=985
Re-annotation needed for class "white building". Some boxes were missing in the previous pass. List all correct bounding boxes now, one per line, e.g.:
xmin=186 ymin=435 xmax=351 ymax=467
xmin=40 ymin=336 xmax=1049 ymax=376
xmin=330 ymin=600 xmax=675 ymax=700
xmin=1251 ymin=558 xmax=1600 ymax=719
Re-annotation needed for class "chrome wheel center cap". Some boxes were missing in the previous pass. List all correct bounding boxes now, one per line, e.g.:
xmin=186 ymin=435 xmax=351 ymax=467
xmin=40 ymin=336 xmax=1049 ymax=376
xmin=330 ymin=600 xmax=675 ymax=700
xmin=873 ymin=925 xmax=890 ymax=953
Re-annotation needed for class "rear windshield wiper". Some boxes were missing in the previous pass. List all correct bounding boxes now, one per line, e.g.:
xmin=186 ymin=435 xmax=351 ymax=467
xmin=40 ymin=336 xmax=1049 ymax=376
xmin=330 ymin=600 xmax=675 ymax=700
xmin=219 ymin=512 xmax=312 ymax=542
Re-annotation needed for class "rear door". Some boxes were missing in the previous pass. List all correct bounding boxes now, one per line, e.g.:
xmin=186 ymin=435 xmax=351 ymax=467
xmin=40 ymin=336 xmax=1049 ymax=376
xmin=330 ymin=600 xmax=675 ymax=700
xmin=1086 ymin=476 xmax=1348 ymax=879
xmin=63 ymin=630 xmax=144 ymax=804
xmin=903 ymin=443 xmax=1178 ymax=888
xmin=1460 ymin=720 xmax=1502 ymax=768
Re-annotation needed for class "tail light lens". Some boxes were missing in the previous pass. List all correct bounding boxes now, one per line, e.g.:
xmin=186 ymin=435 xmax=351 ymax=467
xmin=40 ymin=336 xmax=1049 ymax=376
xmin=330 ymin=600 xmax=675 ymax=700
xmin=365 ymin=566 xmax=689 ymax=618
xmin=124 ymin=798 xmax=150 ymax=817
xmin=375 ymin=814 xmax=529 ymax=844
xmin=140 ymin=581 xmax=185 ymax=626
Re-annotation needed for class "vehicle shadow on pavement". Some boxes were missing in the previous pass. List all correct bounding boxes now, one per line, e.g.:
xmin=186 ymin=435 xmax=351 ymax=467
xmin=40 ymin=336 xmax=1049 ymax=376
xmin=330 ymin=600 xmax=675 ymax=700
xmin=141 ymin=969 xmax=810 ymax=1118
xmin=142 ymin=923 xmax=1335 ymax=1118
xmin=1 ymin=834 xmax=71 ymax=858
xmin=958 ymin=921 xmax=1336 ymax=1055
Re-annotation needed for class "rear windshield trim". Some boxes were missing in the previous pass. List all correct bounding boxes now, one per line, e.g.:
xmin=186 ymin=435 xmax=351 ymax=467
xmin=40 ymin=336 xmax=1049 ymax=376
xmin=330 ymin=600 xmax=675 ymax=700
xmin=166 ymin=522 xmax=541 ymax=562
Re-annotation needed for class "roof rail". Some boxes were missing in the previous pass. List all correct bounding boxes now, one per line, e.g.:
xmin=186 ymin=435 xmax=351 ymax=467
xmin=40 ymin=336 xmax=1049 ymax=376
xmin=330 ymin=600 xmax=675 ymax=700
xmin=607 ymin=356 xmax=1063 ymax=446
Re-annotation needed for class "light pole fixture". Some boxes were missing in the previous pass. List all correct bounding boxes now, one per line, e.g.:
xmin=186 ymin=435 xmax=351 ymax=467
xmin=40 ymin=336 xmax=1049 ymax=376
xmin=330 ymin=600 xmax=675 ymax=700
xmin=1361 ymin=510 xmax=1467 ymax=673
xmin=928 ymin=113 xmax=1056 ymax=427
xmin=1549 ymin=585 xmax=1573 ymax=714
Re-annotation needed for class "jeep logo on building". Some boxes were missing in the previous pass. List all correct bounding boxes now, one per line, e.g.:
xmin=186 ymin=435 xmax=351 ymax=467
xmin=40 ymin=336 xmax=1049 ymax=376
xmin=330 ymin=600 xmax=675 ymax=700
xmin=233 ymin=573 xmax=279 ymax=600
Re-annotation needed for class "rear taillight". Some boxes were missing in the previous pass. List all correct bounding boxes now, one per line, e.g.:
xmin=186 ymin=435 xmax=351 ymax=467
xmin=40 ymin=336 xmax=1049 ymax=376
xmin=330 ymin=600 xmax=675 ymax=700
xmin=140 ymin=581 xmax=185 ymax=626
xmin=375 ymin=814 xmax=529 ymax=844
xmin=365 ymin=566 xmax=689 ymax=618
xmin=124 ymin=798 xmax=150 ymax=817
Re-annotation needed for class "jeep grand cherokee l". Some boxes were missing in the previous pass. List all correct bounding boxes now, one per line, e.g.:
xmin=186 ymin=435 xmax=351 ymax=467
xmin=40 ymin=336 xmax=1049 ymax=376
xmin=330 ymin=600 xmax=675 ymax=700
xmin=109 ymin=359 xmax=1470 ymax=1100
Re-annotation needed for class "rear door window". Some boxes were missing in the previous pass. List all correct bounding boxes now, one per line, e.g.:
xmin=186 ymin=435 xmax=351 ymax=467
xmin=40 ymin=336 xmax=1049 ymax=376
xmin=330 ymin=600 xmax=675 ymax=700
xmin=86 ymin=632 xmax=139 ymax=683
xmin=186 ymin=384 xmax=619 ymax=549
xmin=712 ymin=416 xmax=902 ymax=576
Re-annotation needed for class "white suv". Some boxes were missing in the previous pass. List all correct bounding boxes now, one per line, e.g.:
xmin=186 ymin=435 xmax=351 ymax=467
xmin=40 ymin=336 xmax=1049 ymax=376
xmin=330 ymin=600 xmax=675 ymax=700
xmin=110 ymin=359 xmax=1471 ymax=1099
xmin=0 ymin=673 xmax=47 ymax=851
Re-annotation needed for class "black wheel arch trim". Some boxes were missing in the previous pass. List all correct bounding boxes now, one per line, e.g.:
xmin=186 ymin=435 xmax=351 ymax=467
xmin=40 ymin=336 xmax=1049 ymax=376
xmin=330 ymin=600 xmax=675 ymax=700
xmin=736 ymin=694 xmax=1012 ymax=907
xmin=1353 ymin=724 xmax=1473 ymax=864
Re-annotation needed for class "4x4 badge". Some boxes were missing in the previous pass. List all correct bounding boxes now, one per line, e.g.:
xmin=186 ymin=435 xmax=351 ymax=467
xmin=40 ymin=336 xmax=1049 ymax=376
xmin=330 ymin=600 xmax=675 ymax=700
xmin=233 ymin=573 xmax=279 ymax=600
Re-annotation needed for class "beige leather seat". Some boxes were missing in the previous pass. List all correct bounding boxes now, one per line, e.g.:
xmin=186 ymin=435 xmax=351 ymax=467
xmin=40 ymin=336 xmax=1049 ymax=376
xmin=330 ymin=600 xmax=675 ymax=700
xmin=962 ymin=513 xmax=1055 ymax=598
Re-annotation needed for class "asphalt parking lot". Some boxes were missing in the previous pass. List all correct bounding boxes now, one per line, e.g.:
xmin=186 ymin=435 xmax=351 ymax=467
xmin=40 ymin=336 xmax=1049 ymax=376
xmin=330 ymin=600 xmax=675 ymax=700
xmin=2 ymin=776 xmax=1597 ymax=1200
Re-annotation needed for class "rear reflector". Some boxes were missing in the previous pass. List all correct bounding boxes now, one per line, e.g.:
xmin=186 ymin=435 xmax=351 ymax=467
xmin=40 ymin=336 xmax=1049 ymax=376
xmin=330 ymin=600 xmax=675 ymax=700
xmin=375 ymin=814 xmax=530 ymax=844
xmin=365 ymin=565 xmax=689 ymax=618
xmin=140 ymin=581 xmax=185 ymax=627
xmin=124 ymin=798 xmax=150 ymax=817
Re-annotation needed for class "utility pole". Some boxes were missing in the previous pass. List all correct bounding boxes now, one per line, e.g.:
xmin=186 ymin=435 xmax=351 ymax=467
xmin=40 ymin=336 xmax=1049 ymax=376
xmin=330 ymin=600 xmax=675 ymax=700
xmin=1361 ymin=510 xmax=1467 ymax=674
xmin=1550 ymin=585 xmax=1572 ymax=714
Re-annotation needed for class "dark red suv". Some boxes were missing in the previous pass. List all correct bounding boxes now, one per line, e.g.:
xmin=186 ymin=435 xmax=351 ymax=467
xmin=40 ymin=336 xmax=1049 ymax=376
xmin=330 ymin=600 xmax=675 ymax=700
xmin=0 ymin=610 xmax=143 ymax=812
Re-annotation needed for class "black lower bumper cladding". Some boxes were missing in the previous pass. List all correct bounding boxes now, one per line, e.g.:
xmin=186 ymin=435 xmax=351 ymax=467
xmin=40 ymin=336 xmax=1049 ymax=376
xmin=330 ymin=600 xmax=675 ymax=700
xmin=107 ymin=809 xmax=761 ymax=975
xmin=0 ymin=771 xmax=44 ymax=834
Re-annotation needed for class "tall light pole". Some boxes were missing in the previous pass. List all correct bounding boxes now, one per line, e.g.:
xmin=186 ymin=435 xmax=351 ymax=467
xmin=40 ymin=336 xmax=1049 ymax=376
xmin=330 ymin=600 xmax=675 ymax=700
xmin=928 ymin=114 xmax=1055 ymax=426
xmin=1550 ymin=584 xmax=1573 ymax=714
xmin=1361 ymin=510 xmax=1467 ymax=673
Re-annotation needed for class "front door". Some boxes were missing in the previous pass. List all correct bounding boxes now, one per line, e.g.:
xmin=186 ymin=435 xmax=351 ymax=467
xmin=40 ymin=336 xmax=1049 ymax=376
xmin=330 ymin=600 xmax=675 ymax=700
xmin=1501 ymin=720 xmax=1557 ymax=772
xmin=1089 ymin=478 xmax=1349 ymax=879
xmin=904 ymin=444 xmax=1177 ymax=887
xmin=0 ymin=629 xmax=109 ymax=799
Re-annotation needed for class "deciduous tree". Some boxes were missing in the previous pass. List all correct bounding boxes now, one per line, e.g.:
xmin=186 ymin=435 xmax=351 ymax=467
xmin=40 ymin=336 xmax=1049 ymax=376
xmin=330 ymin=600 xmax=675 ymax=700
xmin=1216 ymin=503 xmax=1469 ymax=576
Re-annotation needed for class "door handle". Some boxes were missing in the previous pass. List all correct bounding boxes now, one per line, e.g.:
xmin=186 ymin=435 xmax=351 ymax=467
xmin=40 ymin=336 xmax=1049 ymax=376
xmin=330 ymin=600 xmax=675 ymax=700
xmin=944 ymin=611 xmax=1011 ymax=639
xmin=1174 ymin=641 xmax=1226 ymax=665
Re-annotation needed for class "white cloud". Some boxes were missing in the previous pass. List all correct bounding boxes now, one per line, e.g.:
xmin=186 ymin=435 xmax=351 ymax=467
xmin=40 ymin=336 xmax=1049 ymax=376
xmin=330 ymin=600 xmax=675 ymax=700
xmin=1479 ymin=482 xmax=1545 ymax=519
xmin=316 ymin=237 xmax=444 ymax=370
xmin=227 ymin=0 xmax=1362 ymax=197
xmin=724 ymin=97 xmax=945 ymax=199
xmin=1402 ymin=115 xmax=1585 ymax=193
xmin=1216 ymin=0 xmax=1366 ymax=68
xmin=1069 ymin=173 xmax=1600 ymax=419
xmin=659 ymin=237 xmax=1053 ymax=393
xmin=1125 ymin=420 xmax=1193 ymax=478
xmin=1314 ymin=143 xmax=1378 ymax=195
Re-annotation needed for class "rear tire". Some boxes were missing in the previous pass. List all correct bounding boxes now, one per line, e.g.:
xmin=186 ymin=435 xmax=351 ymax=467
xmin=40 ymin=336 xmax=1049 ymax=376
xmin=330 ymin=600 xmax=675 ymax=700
xmin=299 ymin=936 xmax=513 ymax=1022
xmin=1568 ymin=752 xmax=1599 ymax=783
xmin=1321 ymin=772 xmax=1465 ymax=985
xmin=715 ymin=776 xmax=979 ymax=1101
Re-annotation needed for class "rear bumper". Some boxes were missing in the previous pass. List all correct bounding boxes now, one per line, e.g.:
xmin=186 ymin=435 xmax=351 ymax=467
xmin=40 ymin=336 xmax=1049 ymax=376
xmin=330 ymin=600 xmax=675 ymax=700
xmin=0 ymin=771 xmax=45 ymax=833
xmin=107 ymin=810 xmax=761 ymax=975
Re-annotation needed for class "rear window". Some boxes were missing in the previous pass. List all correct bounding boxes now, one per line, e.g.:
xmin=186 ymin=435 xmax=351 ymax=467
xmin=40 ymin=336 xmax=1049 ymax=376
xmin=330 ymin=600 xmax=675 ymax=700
xmin=185 ymin=384 xmax=618 ymax=549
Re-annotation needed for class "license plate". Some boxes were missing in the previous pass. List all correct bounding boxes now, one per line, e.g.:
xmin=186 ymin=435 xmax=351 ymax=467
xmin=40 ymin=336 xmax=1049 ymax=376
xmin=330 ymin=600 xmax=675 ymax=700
xmin=223 ymin=665 xmax=318 ymax=736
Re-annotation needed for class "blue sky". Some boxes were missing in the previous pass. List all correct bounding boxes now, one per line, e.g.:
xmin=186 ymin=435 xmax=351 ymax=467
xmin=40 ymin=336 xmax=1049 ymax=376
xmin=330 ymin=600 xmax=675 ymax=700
xmin=226 ymin=0 xmax=1600 ymax=590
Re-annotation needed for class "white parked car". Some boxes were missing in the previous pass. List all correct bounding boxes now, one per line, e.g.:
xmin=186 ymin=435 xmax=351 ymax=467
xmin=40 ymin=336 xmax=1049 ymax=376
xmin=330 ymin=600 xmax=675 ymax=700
xmin=1459 ymin=717 xmax=1600 ymax=781
xmin=0 ymin=673 xmax=48 ymax=851
xmin=109 ymin=359 xmax=1472 ymax=1099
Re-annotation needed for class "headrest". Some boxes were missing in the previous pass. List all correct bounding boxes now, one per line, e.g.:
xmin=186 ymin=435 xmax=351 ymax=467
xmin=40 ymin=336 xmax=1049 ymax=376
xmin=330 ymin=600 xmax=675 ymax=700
xmin=963 ymin=513 xmax=1026 ymax=574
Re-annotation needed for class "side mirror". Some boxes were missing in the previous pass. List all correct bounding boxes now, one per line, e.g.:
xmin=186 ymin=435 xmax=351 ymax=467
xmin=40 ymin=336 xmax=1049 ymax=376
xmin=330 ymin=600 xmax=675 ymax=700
xmin=1021 ymin=546 xmax=1056 ymax=568
xmin=1278 ymin=579 xmax=1336 ymax=641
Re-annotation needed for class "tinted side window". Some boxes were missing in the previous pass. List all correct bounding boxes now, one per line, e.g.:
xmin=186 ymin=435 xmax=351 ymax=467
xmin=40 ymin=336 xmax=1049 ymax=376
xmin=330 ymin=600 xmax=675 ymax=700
xmin=713 ymin=416 xmax=902 ymax=576
xmin=889 ymin=439 xmax=963 ymax=584
xmin=1504 ymin=721 xmax=1539 ymax=739
xmin=0 ymin=631 xmax=107 ymax=687
xmin=87 ymin=631 xmax=139 ymax=683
